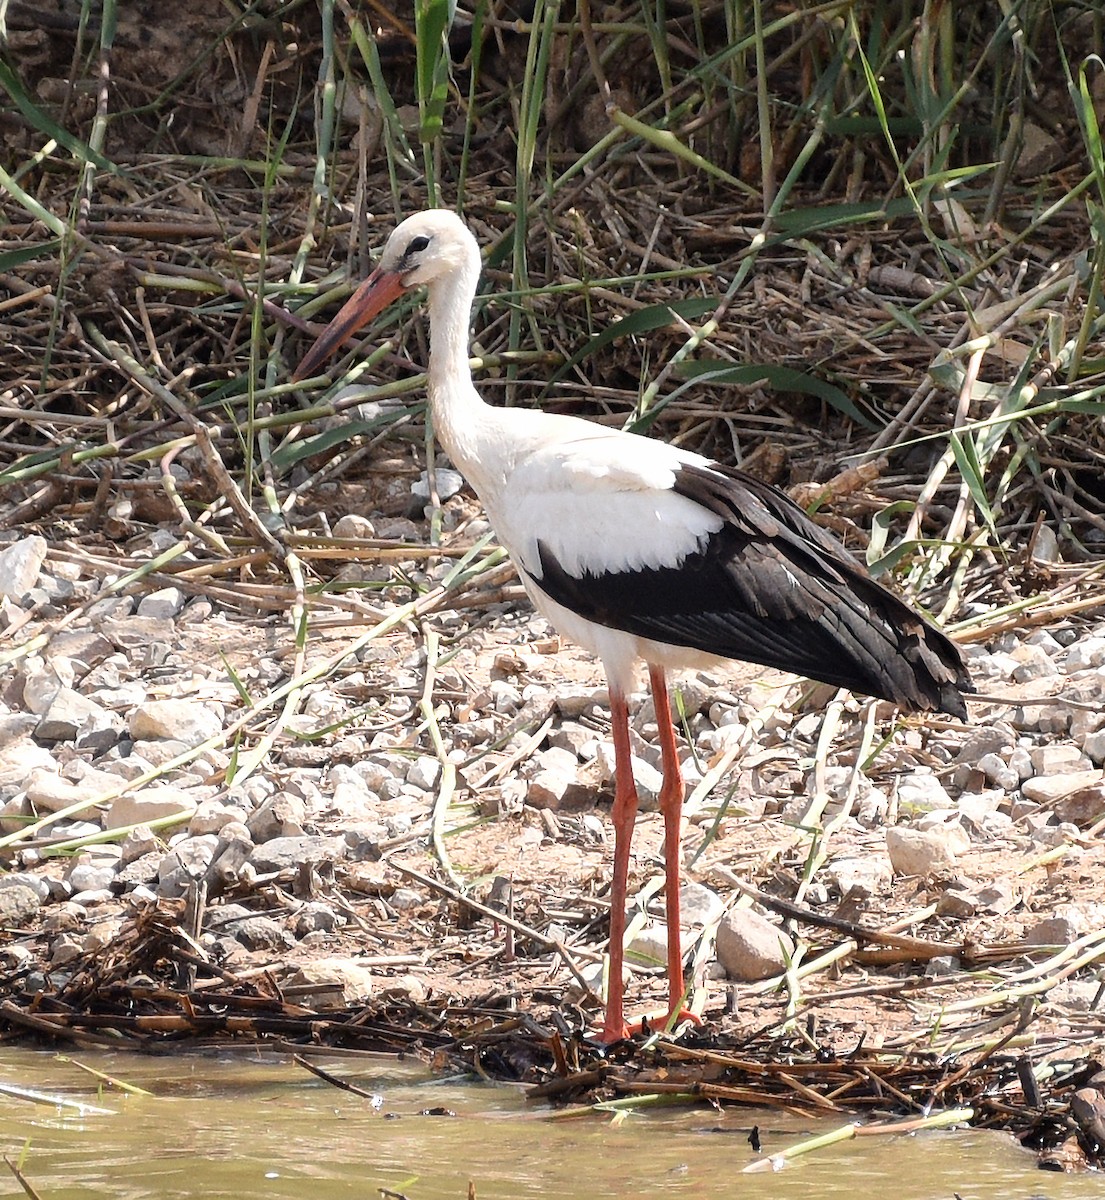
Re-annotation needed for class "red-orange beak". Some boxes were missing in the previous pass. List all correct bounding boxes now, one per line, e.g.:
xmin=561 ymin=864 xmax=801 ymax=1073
xmin=292 ymin=267 xmax=407 ymax=383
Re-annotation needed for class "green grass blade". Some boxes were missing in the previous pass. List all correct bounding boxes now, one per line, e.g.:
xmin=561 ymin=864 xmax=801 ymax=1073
xmin=673 ymin=361 xmax=878 ymax=429
xmin=0 ymin=58 xmax=116 ymax=171
xmin=547 ymin=297 xmax=717 ymax=389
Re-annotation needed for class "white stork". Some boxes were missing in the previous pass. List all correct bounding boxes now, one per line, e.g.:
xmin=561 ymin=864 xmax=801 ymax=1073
xmin=294 ymin=209 xmax=973 ymax=1043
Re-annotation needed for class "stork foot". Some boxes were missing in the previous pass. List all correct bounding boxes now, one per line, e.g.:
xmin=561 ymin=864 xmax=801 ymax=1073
xmin=595 ymin=1007 xmax=702 ymax=1045
xmin=628 ymin=1006 xmax=703 ymax=1038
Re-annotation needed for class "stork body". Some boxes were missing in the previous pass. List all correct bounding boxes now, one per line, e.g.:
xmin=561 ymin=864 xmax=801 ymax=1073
xmin=295 ymin=210 xmax=972 ymax=1042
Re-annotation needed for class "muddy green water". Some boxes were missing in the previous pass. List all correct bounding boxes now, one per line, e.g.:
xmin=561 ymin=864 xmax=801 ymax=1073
xmin=1 ymin=1050 xmax=1098 ymax=1198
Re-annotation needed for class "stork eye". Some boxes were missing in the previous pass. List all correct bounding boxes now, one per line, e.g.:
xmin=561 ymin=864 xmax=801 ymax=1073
xmin=407 ymin=235 xmax=431 ymax=254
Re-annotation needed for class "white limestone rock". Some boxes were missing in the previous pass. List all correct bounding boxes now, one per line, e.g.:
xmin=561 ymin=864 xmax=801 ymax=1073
xmin=128 ymin=699 xmax=223 ymax=747
xmin=284 ymin=958 xmax=374 ymax=1007
xmin=828 ymin=854 xmax=893 ymax=896
xmin=26 ymin=766 xmax=123 ymax=814
xmin=715 ymin=908 xmax=794 ymax=981
xmin=626 ymin=921 xmax=670 ymax=968
xmin=896 ymin=771 xmax=953 ymax=813
xmin=136 ymin=587 xmax=186 ymax=620
xmin=1066 ymin=637 xmax=1105 ymax=672
xmin=1022 ymin=770 xmax=1104 ymax=806
xmin=106 ymin=787 xmax=200 ymax=829
xmin=405 ymin=755 xmax=442 ymax=791
xmin=0 ymin=536 xmax=47 ymax=600
xmin=1010 ymin=643 xmax=1059 ymax=683
xmin=886 ymin=825 xmax=959 ymax=876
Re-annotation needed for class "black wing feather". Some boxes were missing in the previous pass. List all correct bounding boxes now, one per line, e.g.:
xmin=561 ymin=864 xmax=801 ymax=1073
xmin=528 ymin=461 xmax=972 ymax=718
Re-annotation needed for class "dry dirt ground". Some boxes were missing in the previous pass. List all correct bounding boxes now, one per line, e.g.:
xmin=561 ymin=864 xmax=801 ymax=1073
xmin=3 ymin=500 xmax=1105 ymax=1166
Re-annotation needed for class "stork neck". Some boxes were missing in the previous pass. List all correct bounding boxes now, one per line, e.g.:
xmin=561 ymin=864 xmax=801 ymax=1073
xmin=424 ymin=258 xmax=488 ymax=476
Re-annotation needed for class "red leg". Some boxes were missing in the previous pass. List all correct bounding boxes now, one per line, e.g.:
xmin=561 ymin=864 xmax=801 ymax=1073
xmin=648 ymin=664 xmax=697 ymax=1028
xmin=599 ymin=683 xmax=639 ymax=1044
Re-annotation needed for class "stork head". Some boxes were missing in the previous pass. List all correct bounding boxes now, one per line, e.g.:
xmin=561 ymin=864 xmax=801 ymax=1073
xmin=293 ymin=209 xmax=480 ymax=382
xmin=377 ymin=209 xmax=479 ymax=287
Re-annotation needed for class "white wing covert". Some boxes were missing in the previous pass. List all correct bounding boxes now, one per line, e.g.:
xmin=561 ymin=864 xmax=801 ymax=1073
xmin=489 ymin=428 xmax=724 ymax=581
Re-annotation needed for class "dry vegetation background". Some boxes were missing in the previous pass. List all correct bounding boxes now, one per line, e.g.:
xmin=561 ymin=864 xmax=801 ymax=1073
xmin=0 ymin=0 xmax=1102 ymax=625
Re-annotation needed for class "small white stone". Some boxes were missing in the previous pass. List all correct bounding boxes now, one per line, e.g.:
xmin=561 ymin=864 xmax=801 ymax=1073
xmin=896 ymin=771 xmax=952 ymax=813
xmin=0 ymin=737 xmax=56 ymax=793
xmin=1008 ymin=747 xmax=1034 ymax=781
xmin=970 ymin=651 xmax=1020 ymax=681
xmin=0 ymin=535 xmax=47 ymax=600
xmin=976 ymin=882 xmax=1018 ymax=914
xmin=120 ymin=825 xmax=160 ymax=865
xmin=1010 ymin=643 xmax=1059 ymax=683
xmin=285 ymin=958 xmax=374 ymax=1006
xmin=555 ymin=688 xmax=608 ymax=719
xmin=35 ymin=688 xmax=111 ymax=742
xmin=332 ymin=513 xmax=376 ymax=539
xmin=828 ymin=855 xmax=893 ymax=895
xmin=188 ymin=799 xmax=249 ymax=836
xmin=936 ymin=887 xmax=977 ymax=918
xmin=975 ymin=753 xmax=1018 ymax=791
xmin=626 ymin=922 xmax=670 ymax=968
xmin=715 ymin=908 xmax=793 ymax=981
xmin=915 ymin=812 xmax=972 ymax=854
xmin=955 ymin=725 xmax=1016 ymax=763
xmin=1022 ymin=770 xmax=1104 ymax=806
xmin=924 ymin=955 xmax=961 ymax=977
xmin=388 ymin=888 xmax=422 ymax=912
xmin=956 ymin=790 xmax=1006 ymax=823
xmin=1011 ymin=703 xmax=1070 ymax=735
xmin=405 ymin=756 xmax=441 ymax=791
xmin=564 ymin=958 xmax=617 ymax=1005
xmin=1024 ymin=914 xmax=1081 ymax=945
xmin=1029 ymin=744 xmax=1090 ymax=776
xmin=107 ymin=787 xmax=199 ymax=829
xmin=25 ymin=768 xmax=106 ymax=814
xmin=411 ymin=468 xmax=465 ymax=502
xmin=129 ymin=698 xmax=223 ymax=746
xmin=65 ymin=861 xmax=117 ymax=892
xmin=526 ymin=769 xmax=591 ymax=812
xmin=595 ymin=744 xmax=663 ymax=810
xmin=679 ymin=881 xmax=725 ymax=928
xmin=488 ymin=680 xmax=522 ymax=713
xmin=1029 ymin=821 xmax=1081 ymax=848
xmin=351 ymin=758 xmax=397 ymax=794
xmin=0 ymin=873 xmax=50 ymax=902
xmin=136 ymin=587 xmax=186 ymax=619
xmin=1024 ymin=629 xmax=1063 ymax=656
xmin=1082 ymin=729 xmax=1105 ymax=766
xmin=1066 ymin=637 xmax=1105 ymax=672
xmin=886 ymin=825 xmax=959 ymax=876
xmin=1070 ymin=708 xmax=1105 ymax=743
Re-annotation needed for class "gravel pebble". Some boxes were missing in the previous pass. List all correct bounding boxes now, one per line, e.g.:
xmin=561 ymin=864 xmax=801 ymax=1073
xmin=0 ymin=884 xmax=41 ymax=926
xmin=248 ymin=835 xmax=348 ymax=873
xmin=129 ymin=698 xmax=223 ymax=746
xmin=1066 ymin=638 xmax=1105 ymax=672
xmin=136 ymin=587 xmax=186 ymax=619
xmin=976 ymin=753 xmax=1019 ymax=791
xmin=1022 ymin=770 xmax=1104 ymax=805
xmin=65 ymin=862 xmax=117 ymax=893
xmin=37 ymin=686 xmax=112 ymax=741
xmin=896 ymin=771 xmax=953 ymax=813
xmin=886 ymin=825 xmax=959 ymax=876
xmin=715 ymin=908 xmax=793 ymax=981
xmin=0 ymin=536 xmax=47 ymax=600
xmin=107 ymin=787 xmax=201 ymax=828
xmin=405 ymin=756 xmax=442 ymax=791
